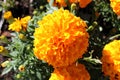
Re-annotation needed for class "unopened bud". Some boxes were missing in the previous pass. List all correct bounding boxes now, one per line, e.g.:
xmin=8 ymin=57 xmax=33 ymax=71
xmin=1 ymin=61 xmax=9 ymax=67
xmin=71 ymin=3 xmax=77 ymax=11
xmin=18 ymin=33 xmax=26 ymax=40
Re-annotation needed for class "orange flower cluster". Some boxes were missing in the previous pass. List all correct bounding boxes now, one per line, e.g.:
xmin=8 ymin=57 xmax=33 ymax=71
xmin=3 ymin=11 xmax=12 ymax=19
xmin=101 ymin=40 xmax=120 ymax=80
xmin=110 ymin=0 xmax=120 ymax=15
xmin=33 ymin=8 xmax=89 ymax=67
xmin=8 ymin=16 xmax=31 ymax=32
xmin=49 ymin=63 xmax=90 ymax=80
xmin=47 ymin=0 xmax=92 ymax=8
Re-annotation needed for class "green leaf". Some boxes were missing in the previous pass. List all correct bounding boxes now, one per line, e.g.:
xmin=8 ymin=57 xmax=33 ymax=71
xmin=36 ymin=72 xmax=42 ymax=80
xmin=1 ymin=66 xmax=12 ymax=76
xmin=10 ymin=51 xmax=19 ymax=57
xmin=0 ymin=7 xmax=3 ymax=11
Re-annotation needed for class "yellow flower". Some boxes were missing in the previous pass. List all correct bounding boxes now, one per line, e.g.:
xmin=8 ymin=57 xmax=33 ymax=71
xmin=18 ymin=65 xmax=25 ymax=72
xmin=21 ymin=16 xmax=31 ymax=31
xmin=1 ymin=60 xmax=9 ymax=67
xmin=0 ymin=46 xmax=4 ymax=52
xmin=3 ymin=11 xmax=12 ymax=19
xmin=8 ymin=16 xmax=31 ymax=32
xmin=101 ymin=40 xmax=120 ymax=80
xmin=110 ymin=0 xmax=120 ymax=15
xmin=49 ymin=63 xmax=90 ymax=80
xmin=34 ymin=9 xmax=89 ymax=67
xmin=8 ymin=18 xmax=22 ymax=32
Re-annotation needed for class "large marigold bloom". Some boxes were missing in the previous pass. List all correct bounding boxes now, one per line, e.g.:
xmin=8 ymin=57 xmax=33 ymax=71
xmin=110 ymin=0 xmax=120 ymax=15
xmin=49 ymin=63 xmax=90 ymax=80
xmin=101 ymin=40 xmax=120 ymax=80
xmin=3 ymin=11 xmax=12 ymax=19
xmin=33 ymin=9 xmax=89 ymax=67
xmin=8 ymin=18 xmax=22 ymax=32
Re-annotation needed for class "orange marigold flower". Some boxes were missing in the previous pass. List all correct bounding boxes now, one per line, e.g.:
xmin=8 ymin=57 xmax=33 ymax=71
xmin=47 ymin=0 xmax=92 ymax=8
xmin=110 ymin=0 xmax=120 ymax=15
xmin=3 ymin=11 xmax=12 ymax=19
xmin=49 ymin=63 xmax=90 ymax=80
xmin=8 ymin=18 xmax=22 ymax=32
xmin=101 ymin=40 xmax=120 ymax=80
xmin=33 ymin=9 xmax=89 ymax=67
xmin=21 ymin=16 xmax=31 ymax=30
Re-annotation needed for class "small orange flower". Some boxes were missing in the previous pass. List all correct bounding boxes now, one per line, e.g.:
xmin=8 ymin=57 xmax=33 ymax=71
xmin=34 ymin=8 xmax=89 ymax=67
xmin=49 ymin=63 xmax=90 ymax=80
xmin=101 ymin=40 xmax=120 ymax=80
xmin=21 ymin=16 xmax=31 ymax=30
xmin=3 ymin=11 xmax=12 ymax=19
xmin=110 ymin=0 xmax=120 ymax=15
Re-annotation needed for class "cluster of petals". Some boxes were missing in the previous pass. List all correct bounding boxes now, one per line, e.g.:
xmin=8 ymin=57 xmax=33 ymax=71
xmin=101 ymin=40 xmax=120 ymax=80
xmin=49 ymin=63 xmax=90 ymax=80
xmin=110 ymin=0 xmax=120 ymax=15
xmin=33 ymin=8 xmax=89 ymax=67
xmin=8 ymin=16 xmax=31 ymax=32
xmin=3 ymin=11 xmax=12 ymax=19
xmin=47 ymin=0 xmax=92 ymax=8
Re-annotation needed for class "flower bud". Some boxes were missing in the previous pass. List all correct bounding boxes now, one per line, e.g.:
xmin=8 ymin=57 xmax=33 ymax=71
xmin=1 ymin=60 xmax=9 ymax=67
xmin=18 ymin=33 xmax=26 ymax=40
